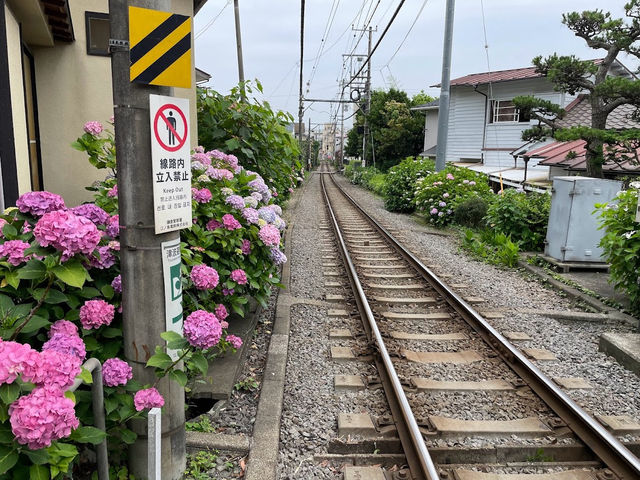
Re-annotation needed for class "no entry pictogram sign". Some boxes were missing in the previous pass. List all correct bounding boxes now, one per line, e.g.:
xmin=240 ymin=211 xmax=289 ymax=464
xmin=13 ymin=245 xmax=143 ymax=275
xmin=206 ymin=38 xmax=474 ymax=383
xmin=153 ymin=103 xmax=188 ymax=152
xmin=149 ymin=94 xmax=192 ymax=234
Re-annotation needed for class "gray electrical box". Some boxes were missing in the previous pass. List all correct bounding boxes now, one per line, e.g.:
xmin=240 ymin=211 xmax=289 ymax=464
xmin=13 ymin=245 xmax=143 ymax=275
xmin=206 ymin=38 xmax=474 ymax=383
xmin=545 ymin=176 xmax=622 ymax=263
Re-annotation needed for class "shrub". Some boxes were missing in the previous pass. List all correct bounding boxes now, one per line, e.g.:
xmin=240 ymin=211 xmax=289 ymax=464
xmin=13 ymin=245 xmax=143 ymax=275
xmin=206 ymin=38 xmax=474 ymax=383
xmin=414 ymin=167 xmax=492 ymax=227
xmin=383 ymin=156 xmax=435 ymax=212
xmin=485 ymin=190 xmax=550 ymax=251
xmin=461 ymin=229 xmax=520 ymax=268
xmin=197 ymin=81 xmax=301 ymax=203
xmin=453 ymin=197 xmax=489 ymax=228
xmin=367 ymin=173 xmax=387 ymax=195
xmin=595 ymin=186 xmax=640 ymax=314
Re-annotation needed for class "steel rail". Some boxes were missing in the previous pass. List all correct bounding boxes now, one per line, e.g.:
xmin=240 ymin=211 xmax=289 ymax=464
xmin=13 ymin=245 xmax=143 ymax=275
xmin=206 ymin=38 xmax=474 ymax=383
xmin=320 ymin=171 xmax=440 ymax=479
xmin=326 ymin=170 xmax=640 ymax=480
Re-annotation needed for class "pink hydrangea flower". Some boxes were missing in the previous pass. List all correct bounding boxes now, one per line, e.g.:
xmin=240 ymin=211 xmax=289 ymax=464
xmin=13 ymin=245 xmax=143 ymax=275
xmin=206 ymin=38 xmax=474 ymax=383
xmin=49 ymin=320 xmax=79 ymax=338
xmin=111 ymin=274 xmax=122 ymax=293
xmin=225 ymin=334 xmax=243 ymax=349
xmin=108 ymin=240 xmax=120 ymax=251
xmin=107 ymin=185 xmax=118 ymax=198
xmin=430 ymin=208 xmax=438 ymax=215
xmin=194 ymin=146 xmax=205 ymax=154
xmin=106 ymin=215 xmax=119 ymax=238
xmin=241 ymin=239 xmax=251 ymax=255
xmin=16 ymin=191 xmax=65 ymax=216
xmin=242 ymin=208 xmax=259 ymax=224
xmin=102 ymin=358 xmax=133 ymax=387
xmin=84 ymin=121 xmax=103 ymax=136
xmin=206 ymin=219 xmax=222 ymax=231
xmin=190 ymin=264 xmax=219 ymax=290
xmin=215 ymin=304 xmax=228 ymax=321
xmin=89 ymin=245 xmax=116 ymax=269
xmin=221 ymin=320 xmax=229 ymax=329
xmin=206 ymin=168 xmax=234 ymax=181
xmin=22 ymin=350 xmax=82 ymax=390
xmin=134 ymin=387 xmax=165 ymax=411
xmin=183 ymin=310 xmax=222 ymax=349
xmin=224 ymin=154 xmax=239 ymax=170
xmin=230 ymin=269 xmax=247 ymax=285
xmin=443 ymin=192 xmax=450 ymax=198
xmin=43 ymin=333 xmax=86 ymax=361
xmin=71 ymin=203 xmax=110 ymax=225
xmin=0 ymin=240 xmax=31 ymax=266
xmin=446 ymin=173 xmax=454 ymax=180
xmin=10 ymin=386 xmax=79 ymax=450
xmin=79 ymin=299 xmax=115 ymax=330
xmin=34 ymin=210 xmax=101 ymax=258
xmin=191 ymin=152 xmax=211 ymax=167
xmin=0 ymin=341 xmax=36 ymax=385
xmin=192 ymin=188 xmax=212 ymax=203
xmin=0 ymin=218 xmax=7 ymax=236
xmin=258 ymin=224 xmax=280 ymax=247
xmin=222 ymin=214 xmax=241 ymax=231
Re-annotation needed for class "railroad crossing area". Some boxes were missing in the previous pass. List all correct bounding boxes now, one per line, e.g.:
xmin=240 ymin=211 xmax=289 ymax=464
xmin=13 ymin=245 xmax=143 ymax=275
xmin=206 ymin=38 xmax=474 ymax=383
xmin=188 ymin=166 xmax=640 ymax=480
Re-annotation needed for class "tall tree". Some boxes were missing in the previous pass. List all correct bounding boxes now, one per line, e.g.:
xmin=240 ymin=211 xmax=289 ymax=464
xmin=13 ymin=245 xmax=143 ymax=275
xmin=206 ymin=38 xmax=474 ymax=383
xmin=513 ymin=1 xmax=640 ymax=177
xmin=345 ymin=88 xmax=429 ymax=170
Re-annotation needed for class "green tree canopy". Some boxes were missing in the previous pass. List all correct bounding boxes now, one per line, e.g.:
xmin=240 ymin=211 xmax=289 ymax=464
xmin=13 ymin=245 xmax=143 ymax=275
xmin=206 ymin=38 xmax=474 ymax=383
xmin=345 ymin=88 xmax=431 ymax=171
xmin=513 ymin=0 xmax=640 ymax=177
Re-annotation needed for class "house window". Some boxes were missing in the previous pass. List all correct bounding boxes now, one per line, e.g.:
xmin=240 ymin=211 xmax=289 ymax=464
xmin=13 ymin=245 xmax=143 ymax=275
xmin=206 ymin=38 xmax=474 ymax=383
xmin=489 ymin=100 xmax=530 ymax=123
xmin=85 ymin=12 xmax=110 ymax=56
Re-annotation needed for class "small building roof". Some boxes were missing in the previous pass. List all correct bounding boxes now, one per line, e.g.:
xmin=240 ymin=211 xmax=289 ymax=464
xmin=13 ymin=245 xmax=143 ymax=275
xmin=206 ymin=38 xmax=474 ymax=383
xmin=557 ymin=94 xmax=640 ymax=129
xmin=411 ymin=98 xmax=439 ymax=111
xmin=527 ymin=140 xmax=640 ymax=173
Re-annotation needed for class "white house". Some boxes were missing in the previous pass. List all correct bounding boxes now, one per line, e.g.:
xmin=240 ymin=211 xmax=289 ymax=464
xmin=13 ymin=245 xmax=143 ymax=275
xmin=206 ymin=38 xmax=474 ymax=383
xmin=426 ymin=61 xmax=635 ymax=188
xmin=410 ymin=98 xmax=439 ymax=157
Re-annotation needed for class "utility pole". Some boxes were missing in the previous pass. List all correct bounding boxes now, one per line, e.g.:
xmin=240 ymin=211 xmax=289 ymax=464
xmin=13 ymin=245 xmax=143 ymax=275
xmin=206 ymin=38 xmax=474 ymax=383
xmin=349 ymin=26 xmax=375 ymax=167
xmin=233 ymin=0 xmax=245 ymax=85
xmin=435 ymin=0 xmax=455 ymax=171
xmin=307 ymin=117 xmax=311 ymax=170
xmin=298 ymin=0 xmax=305 ymax=160
xmin=339 ymin=101 xmax=345 ymax=166
xmin=109 ymin=1 xmax=184 ymax=478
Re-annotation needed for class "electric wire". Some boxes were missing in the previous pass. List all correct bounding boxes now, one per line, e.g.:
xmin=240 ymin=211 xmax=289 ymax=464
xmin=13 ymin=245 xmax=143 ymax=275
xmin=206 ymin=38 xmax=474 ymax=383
xmin=382 ymin=0 xmax=429 ymax=68
xmin=343 ymin=0 xmax=407 ymax=90
xmin=307 ymin=0 xmax=342 ymax=93
xmin=479 ymin=0 xmax=501 ymax=167
xmin=195 ymin=0 xmax=232 ymax=39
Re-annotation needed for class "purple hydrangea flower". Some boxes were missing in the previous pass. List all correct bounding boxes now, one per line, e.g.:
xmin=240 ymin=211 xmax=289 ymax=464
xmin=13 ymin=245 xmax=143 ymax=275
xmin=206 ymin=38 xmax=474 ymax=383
xmin=16 ymin=191 xmax=65 ymax=216
xmin=70 ymin=204 xmax=110 ymax=225
xmin=102 ymin=358 xmax=133 ymax=387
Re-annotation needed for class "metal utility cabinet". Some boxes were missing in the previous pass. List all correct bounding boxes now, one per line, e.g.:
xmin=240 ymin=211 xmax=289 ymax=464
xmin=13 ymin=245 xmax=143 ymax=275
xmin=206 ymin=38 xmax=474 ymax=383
xmin=545 ymin=176 xmax=622 ymax=263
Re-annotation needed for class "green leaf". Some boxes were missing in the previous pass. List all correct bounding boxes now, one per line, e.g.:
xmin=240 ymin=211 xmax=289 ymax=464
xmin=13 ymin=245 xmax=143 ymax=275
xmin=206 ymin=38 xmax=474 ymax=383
xmin=78 ymin=367 xmax=93 ymax=385
xmin=169 ymin=369 xmax=188 ymax=387
xmin=167 ymin=338 xmax=189 ymax=350
xmin=33 ymin=288 xmax=68 ymax=304
xmin=29 ymin=464 xmax=49 ymax=480
xmin=68 ymin=426 xmax=106 ymax=445
xmin=146 ymin=353 xmax=173 ymax=370
xmin=4 ymin=271 xmax=19 ymax=289
xmin=0 ymin=383 xmax=20 ymax=405
xmin=0 ymin=446 xmax=18 ymax=475
xmin=22 ymin=448 xmax=49 ymax=465
xmin=83 ymin=336 xmax=100 ymax=351
xmin=101 ymin=327 xmax=122 ymax=338
xmin=78 ymin=287 xmax=101 ymax=299
xmin=0 ymin=424 xmax=13 ymax=443
xmin=100 ymin=285 xmax=114 ymax=300
xmin=119 ymin=428 xmax=137 ymax=444
xmin=19 ymin=316 xmax=50 ymax=334
xmin=16 ymin=259 xmax=46 ymax=280
xmin=160 ymin=331 xmax=183 ymax=343
xmin=2 ymin=224 xmax=17 ymax=238
xmin=51 ymin=259 xmax=87 ymax=288
xmin=190 ymin=351 xmax=209 ymax=377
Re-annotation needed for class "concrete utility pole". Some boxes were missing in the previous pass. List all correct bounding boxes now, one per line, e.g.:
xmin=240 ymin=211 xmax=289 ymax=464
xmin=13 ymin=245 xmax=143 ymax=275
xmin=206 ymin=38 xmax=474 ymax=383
xmin=435 ymin=0 xmax=456 ymax=172
xmin=298 ymin=0 xmax=305 ymax=160
xmin=109 ymin=1 xmax=185 ymax=478
xmin=307 ymin=117 xmax=311 ymax=170
xmin=340 ymin=101 xmax=345 ymax=166
xmin=233 ymin=0 xmax=245 ymax=85
xmin=354 ymin=26 xmax=374 ymax=167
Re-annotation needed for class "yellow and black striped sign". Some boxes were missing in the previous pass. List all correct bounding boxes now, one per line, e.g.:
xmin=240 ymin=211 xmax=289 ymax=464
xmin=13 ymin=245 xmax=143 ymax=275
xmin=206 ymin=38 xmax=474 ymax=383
xmin=129 ymin=6 xmax=192 ymax=89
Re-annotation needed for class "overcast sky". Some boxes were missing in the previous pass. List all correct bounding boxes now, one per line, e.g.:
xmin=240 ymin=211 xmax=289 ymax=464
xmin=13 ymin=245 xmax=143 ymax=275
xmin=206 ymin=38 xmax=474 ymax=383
xmin=194 ymin=0 xmax=636 ymax=129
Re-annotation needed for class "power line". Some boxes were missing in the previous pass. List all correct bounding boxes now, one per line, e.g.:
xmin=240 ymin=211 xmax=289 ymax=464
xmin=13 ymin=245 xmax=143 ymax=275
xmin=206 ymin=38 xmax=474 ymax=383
xmin=307 ymin=0 xmax=341 ymax=93
xmin=195 ymin=0 xmax=232 ymax=39
xmin=343 ymin=0 xmax=407 ymax=90
xmin=382 ymin=0 xmax=429 ymax=68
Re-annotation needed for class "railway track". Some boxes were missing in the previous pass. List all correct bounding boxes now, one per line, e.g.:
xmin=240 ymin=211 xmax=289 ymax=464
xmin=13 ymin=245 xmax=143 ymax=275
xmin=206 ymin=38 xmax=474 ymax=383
xmin=317 ymin=163 xmax=640 ymax=480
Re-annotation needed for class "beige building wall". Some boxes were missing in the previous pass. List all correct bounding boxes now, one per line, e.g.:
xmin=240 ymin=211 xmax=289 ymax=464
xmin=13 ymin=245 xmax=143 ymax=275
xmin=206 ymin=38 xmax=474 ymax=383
xmin=5 ymin=4 xmax=31 ymax=195
xmin=33 ymin=0 xmax=197 ymax=207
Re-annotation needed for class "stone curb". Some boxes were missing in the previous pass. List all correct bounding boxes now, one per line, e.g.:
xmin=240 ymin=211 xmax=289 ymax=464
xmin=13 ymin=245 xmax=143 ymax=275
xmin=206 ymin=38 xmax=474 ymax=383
xmin=185 ymin=432 xmax=250 ymax=454
xmin=518 ymin=259 xmax=638 ymax=328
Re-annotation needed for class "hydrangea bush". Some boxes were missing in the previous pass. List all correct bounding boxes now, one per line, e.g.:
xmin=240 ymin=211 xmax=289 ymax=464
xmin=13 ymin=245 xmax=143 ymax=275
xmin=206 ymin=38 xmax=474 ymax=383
xmin=414 ymin=167 xmax=492 ymax=227
xmin=595 ymin=185 xmax=640 ymax=314
xmin=383 ymin=156 xmax=435 ymax=212
xmin=0 ymin=116 xmax=293 ymax=477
